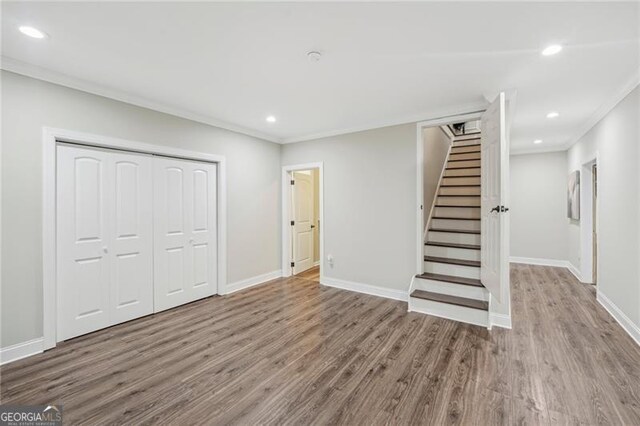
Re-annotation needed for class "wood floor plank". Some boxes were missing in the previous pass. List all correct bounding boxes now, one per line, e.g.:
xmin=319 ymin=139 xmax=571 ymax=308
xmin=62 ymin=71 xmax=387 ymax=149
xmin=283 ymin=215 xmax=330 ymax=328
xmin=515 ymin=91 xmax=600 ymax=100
xmin=2 ymin=264 xmax=640 ymax=424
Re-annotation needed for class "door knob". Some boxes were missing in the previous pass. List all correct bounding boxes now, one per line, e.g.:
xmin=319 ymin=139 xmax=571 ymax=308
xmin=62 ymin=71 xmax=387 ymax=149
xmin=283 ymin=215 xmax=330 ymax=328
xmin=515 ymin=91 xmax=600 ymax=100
xmin=490 ymin=205 xmax=500 ymax=213
xmin=310 ymin=225 xmax=315 ymax=229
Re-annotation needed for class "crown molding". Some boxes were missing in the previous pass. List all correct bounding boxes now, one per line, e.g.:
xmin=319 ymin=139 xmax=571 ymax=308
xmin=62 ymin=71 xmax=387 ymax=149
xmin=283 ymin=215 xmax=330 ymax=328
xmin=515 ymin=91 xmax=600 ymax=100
xmin=564 ymin=68 xmax=640 ymax=151
xmin=281 ymin=100 xmax=488 ymax=144
xmin=0 ymin=56 xmax=281 ymax=143
xmin=510 ymin=144 xmax=568 ymax=156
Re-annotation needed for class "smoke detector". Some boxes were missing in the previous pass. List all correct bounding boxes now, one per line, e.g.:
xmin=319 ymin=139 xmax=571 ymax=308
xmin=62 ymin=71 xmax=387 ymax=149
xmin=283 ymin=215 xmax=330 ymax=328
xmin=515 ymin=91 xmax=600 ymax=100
xmin=307 ymin=51 xmax=322 ymax=62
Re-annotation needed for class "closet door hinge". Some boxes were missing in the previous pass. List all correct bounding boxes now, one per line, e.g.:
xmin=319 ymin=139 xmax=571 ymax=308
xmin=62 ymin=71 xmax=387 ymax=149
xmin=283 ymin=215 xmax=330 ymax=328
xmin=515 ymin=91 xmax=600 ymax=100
xmin=290 ymin=180 xmax=295 ymax=185
xmin=291 ymin=262 xmax=295 ymax=267
xmin=290 ymin=220 xmax=295 ymax=226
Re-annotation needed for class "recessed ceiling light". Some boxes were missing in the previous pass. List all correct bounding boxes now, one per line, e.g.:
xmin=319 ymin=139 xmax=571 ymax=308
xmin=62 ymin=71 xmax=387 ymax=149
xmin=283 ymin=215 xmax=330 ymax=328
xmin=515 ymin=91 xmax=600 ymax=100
xmin=307 ymin=51 xmax=322 ymax=62
xmin=19 ymin=25 xmax=47 ymax=39
xmin=266 ymin=115 xmax=276 ymax=123
xmin=533 ymin=139 xmax=543 ymax=144
xmin=542 ymin=44 xmax=562 ymax=56
xmin=546 ymin=111 xmax=559 ymax=119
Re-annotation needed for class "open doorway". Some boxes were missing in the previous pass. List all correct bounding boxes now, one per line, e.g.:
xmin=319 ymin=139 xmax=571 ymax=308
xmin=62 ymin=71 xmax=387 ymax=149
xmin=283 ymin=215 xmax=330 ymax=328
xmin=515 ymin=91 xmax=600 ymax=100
xmin=580 ymin=157 xmax=598 ymax=285
xmin=282 ymin=163 xmax=323 ymax=283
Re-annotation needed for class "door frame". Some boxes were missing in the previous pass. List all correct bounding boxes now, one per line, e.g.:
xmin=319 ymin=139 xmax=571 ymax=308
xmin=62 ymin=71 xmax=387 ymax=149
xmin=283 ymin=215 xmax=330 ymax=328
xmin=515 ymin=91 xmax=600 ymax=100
xmin=42 ymin=127 xmax=227 ymax=350
xmin=415 ymin=111 xmax=485 ymax=276
xmin=281 ymin=162 xmax=324 ymax=279
xmin=580 ymin=153 xmax=599 ymax=284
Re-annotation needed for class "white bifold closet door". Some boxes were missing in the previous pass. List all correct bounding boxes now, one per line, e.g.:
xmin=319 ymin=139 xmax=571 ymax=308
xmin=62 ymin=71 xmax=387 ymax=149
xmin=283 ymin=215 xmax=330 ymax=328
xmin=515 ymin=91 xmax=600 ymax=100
xmin=57 ymin=145 xmax=153 ymax=341
xmin=153 ymin=157 xmax=217 ymax=312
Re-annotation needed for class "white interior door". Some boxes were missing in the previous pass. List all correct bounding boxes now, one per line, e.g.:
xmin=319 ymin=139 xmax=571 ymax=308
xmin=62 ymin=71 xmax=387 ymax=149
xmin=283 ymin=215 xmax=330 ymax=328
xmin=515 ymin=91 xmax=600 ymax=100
xmin=292 ymin=171 xmax=314 ymax=274
xmin=109 ymin=151 xmax=154 ymax=324
xmin=57 ymin=145 xmax=153 ymax=341
xmin=154 ymin=157 xmax=217 ymax=312
xmin=480 ymin=92 xmax=509 ymax=302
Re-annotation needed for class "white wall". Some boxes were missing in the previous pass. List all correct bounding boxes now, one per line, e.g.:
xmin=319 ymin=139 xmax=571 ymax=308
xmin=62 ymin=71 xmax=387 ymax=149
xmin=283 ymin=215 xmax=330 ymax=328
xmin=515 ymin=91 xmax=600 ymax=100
xmin=422 ymin=126 xmax=451 ymax=231
xmin=567 ymin=85 xmax=640 ymax=328
xmin=281 ymin=124 xmax=416 ymax=292
xmin=1 ymin=71 xmax=282 ymax=348
xmin=510 ymin=151 xmax=569 ymax=261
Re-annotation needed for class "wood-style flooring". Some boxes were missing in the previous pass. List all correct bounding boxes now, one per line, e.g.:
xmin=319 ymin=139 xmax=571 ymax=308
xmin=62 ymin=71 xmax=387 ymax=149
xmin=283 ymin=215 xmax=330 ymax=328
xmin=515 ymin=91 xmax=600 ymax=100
xmin=295 ymin=265 xmax=320 ymax=283
xmin=2 ymin=264 xmax=640 ymax=424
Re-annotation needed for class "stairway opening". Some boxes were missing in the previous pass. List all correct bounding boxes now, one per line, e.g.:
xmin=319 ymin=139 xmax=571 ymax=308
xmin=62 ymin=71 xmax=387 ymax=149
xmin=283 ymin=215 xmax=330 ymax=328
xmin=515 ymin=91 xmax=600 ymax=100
xmin=411 ymin=118 xmax=491 ymax=327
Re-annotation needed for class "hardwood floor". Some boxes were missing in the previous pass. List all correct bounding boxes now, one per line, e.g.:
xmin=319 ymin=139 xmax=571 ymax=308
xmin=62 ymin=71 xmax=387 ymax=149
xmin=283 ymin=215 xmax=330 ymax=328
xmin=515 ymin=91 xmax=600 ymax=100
xmin=2 ymin=264 xmax=640 ymax=424
xmin=295 ymin=265 xmax=320 ymax=283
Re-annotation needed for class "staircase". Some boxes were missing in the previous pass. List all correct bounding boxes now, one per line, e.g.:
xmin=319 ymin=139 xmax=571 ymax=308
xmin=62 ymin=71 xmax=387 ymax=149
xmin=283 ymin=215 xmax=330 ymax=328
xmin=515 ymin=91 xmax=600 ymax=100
xmin=409 ymin=134 xmax=490 ymax=328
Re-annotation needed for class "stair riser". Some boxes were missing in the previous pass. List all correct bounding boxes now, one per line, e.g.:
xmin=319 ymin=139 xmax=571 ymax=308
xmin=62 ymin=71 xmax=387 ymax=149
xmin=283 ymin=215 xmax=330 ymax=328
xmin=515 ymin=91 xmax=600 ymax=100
xmin=453 ymin=138 xmax=481 ymax=147
xmin=428 ymin=231 xmax=481 ymax=245
xmin=449 ymin=152 xmax=480 ymax=161
xmin=447 ymin=159 xmax=480 ymax=169
xmin=439 ymin=186 xmax=480 ymax=196
xmin=444 ymin=168 xmax=481 ymax=177
xmin=409 ymin=298 xmax=489 ymax=327
xmin=451 ymin=145 xmax=480 ymax=154
xmin=430 ymin=218 xmax=480 ymax=231
xmin=414 ymin=277 xmax=489 ymax=301
xmin=433 ymin=206 xmax=480 ymax=219
xmin=436 ymin=196 xmax=480 ymax=207
xmin=442 ymin=176 xmax=480 ymax=186
xmin=423 ymin=261 xmax=480 ymax=279
xmin=425 ymin=245 xmax=481 ymax=261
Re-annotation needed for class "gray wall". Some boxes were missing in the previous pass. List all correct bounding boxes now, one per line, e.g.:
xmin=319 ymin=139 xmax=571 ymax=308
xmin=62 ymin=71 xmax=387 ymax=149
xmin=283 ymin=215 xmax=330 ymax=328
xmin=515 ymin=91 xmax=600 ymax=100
xmin=281 ymin=124 xmax=416 ymax=291
xmin=422 ymin=126 xmax=451 ymax=231
xmin=1 ymin=71 xmax=282 ymax=348
xmin=509 ymin=151 xmax=569 ymax=261
xmin=567 ymin=86 xmax=640 ymax=327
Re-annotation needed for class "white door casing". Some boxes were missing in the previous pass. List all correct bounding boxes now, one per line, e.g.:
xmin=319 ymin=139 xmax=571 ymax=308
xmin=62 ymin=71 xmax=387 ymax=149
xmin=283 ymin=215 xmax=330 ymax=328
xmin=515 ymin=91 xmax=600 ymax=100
xmin=480 ymin=92 xmax=508 ymax=303
xmin=153 ymin=157 xmax=217 ymax=312
xmin=56 ymin=145 xmax=153 ymax=341
xmin=292 ymin=171 xmax=314 ymax=274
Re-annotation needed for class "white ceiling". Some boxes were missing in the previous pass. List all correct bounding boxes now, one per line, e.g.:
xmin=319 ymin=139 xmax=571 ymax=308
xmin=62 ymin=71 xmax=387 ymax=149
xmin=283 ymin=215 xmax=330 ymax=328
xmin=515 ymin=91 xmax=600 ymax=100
xmin=2 ymin=2 xmax=639 ymax=152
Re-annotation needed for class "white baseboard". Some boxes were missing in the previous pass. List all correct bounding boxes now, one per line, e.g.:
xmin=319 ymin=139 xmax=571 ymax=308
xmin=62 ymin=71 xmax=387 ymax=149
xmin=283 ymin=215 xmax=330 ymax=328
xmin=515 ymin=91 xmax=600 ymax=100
xmin=566 ymin=263 xmax=583 ymax=283
xmin=313 ymin=261 xmax=320 ymax=267
xmin=1 ymin=338 xmax=44 ymax=365
xmin=509 ymin=256 xmax=569 ymax=268
xmin=509 ymin=257 xmax=585 ymax=283
xmin=321 ymin=276 xmax=408 ymax=302
xmin=224 ymin=269 xmax=282 ymax=295
xmin=597 ymin=291 xmax=640 ymax=347
xmin=490 ymin=313 xmax=512 ymax=329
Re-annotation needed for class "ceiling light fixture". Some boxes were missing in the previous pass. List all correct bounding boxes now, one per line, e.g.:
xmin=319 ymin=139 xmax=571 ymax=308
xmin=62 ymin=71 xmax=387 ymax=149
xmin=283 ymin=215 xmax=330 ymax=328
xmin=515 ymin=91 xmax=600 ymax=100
xmin=546 ymin=111 xmax=559 ymax=119
xmin=307 ymin=51 xmax=322 ymax=62
xmin=266 ymin=115 xmax=276 ymax=123
xmin=19 ymin=25 xmax=47 ymax=39
xmin=542 ymin=44 xmax=562 ymax=56
xmin=533 ymin=139 xmax=543 ymax=144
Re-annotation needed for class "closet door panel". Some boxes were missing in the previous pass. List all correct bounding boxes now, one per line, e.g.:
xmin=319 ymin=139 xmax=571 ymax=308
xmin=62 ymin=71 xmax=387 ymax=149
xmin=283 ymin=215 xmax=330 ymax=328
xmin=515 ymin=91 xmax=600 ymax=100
xmin=189 ymin=163 xmax=217 ymax=299
xmin=109 ymin=153 xmax=154 ymax=324
xmin=57 ymin=145 xmax=111 ymax=341
xmin=153 ymin=158 xmax=192 ymax=312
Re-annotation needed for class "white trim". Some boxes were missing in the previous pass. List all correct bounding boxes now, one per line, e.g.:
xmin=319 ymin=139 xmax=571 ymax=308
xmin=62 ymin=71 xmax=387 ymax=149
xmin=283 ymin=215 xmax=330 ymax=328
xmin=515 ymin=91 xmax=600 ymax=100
xmin=567 ymin=262 xmax=583 ymax=283
xmin=321 ymin=277 xmax=408 ymax=302
xmin=282 ymin=101 xmax=488 ymax=144
xmin=0 ymin=338 xmax=44 ymax=365
xmin=565 ymin=70 xmax=640 ymax=150
xmin=597 ymin=291 xmax=640 ymax=347
xmin=509 ymin=256 xmax=585 ymax=283
xmin=2 ymin=56 xmax=279 ymax=143
xmin=489 ymin=313 xmax=512 ymax=329
xmin=224 ymin=270 xmax=282 ymax=295
xmin=510 ymin=145 xmax=568 ymax=156
xmin=313 ymin=261 xmax=320 ymax=267
xmin=509 ymin=256 xmax=571 ymax=268
xmin=281 ymin=162 xmax=324 ymax=280
xmin=42 ymin=127 xmax=228 ymax=350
